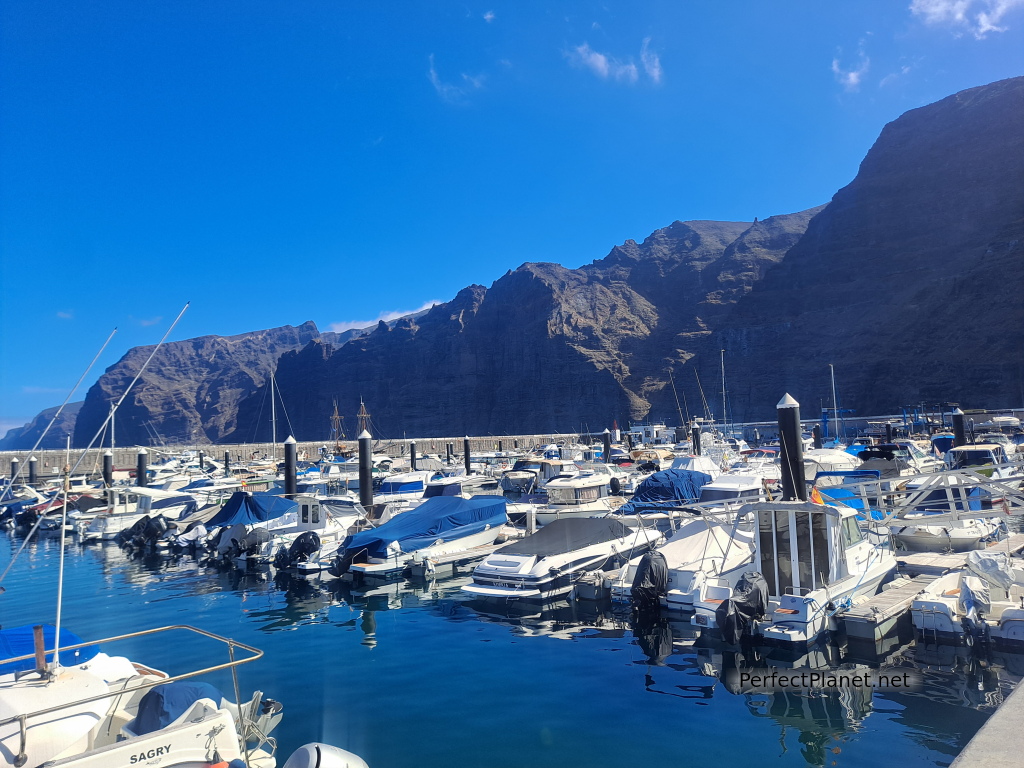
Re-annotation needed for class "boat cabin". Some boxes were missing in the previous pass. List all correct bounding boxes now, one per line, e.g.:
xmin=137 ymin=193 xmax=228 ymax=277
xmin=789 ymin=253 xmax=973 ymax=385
xmin=697 ymin=475 xmax=763 ymax=505
xmin=545 ymin=473 xmax=610 ymax=505
xmin=945 ymin=444 xmax=1011 ymax=474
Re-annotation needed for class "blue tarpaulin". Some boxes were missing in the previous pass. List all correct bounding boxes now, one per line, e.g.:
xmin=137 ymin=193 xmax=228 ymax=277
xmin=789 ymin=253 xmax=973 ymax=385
xmin=339 ymin=496 xmax=507 ymax=560
xmin=618 ymin=469 xmax=713 ymax=515
xmin=205 ymin=492 xmax=297 ymax=528
xmin=0 ymin=625 xmax=99 ymax=674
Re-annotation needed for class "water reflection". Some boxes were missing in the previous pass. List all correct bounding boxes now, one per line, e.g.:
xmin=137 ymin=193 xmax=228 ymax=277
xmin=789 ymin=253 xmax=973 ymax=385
xmin=5 ymin=527 xmax=1023 ymax=768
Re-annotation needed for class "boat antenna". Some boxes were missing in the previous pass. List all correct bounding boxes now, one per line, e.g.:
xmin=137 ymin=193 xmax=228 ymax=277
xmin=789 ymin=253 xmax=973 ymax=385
xmin=7 ymin=327 xmax=117 ymax=487
xmin=0 ymin=303 xmax=189 ymax=589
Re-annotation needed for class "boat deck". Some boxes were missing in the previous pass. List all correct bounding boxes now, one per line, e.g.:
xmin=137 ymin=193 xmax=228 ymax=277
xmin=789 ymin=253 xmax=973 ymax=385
xmin=406 ymin=542 xmax=507 ymax=579
xmin=897 ymin=533 xmax=1024 ymax=577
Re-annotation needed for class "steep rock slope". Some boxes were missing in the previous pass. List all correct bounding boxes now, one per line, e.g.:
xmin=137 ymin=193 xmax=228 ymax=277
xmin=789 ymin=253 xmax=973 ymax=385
xmin=0 ymin=402 xmax=83 ymax=451
xmin=72 ymin=322 xmax=322 ymax=446
xmin=693 ymin=76 xmax=1024 ymax=420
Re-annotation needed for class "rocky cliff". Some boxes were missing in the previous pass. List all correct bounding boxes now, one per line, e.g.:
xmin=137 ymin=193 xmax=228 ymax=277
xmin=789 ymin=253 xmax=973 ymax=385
xmin=72 ymin=322 xmax=323 ymax=447
xmin=229 ymin=210 xmax=820 ymax=440
xmin=0 ymin=401 xmax=82 ymax=451
xmin=687 ymin=76 xmax=1024 ymax=421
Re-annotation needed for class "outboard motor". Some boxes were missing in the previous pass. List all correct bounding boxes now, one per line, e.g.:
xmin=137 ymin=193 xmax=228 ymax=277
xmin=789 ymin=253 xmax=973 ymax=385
xmin=716 ymin=571 xmax=769 ymax=645
xmin=282 ymin=743 xmax=370 ymax=768
xmin=327 ymin=538 xmax=356 ymax=578
xmin=630 ymin=550 xmax=668 ymax=611
xmin=116 ymin=515 xmax=151 ymax=548
xmin=239 ymin=528 xmax=272 ymax=557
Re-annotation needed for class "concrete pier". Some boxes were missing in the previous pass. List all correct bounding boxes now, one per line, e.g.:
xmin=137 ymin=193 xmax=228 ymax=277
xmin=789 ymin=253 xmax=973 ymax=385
xmin=951 ymin=681 xmax=1024 ymax=768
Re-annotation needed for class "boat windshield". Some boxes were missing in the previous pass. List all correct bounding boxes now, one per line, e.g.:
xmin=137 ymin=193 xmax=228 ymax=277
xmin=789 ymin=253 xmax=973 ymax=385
xmin=699 ymin=487 xmax=760 ymax=503
xmin=548 ymin=486 xmax=603 ymax=504
xmin=948 ymin=450 xmax=999 ymax=468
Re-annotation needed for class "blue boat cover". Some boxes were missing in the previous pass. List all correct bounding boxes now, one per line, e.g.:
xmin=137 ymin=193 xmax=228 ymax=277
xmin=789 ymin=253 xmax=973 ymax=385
xmin=205 ymin=492 xmax=298 ymax=528
xmin=340 ymin=496 xmax=507 ymax=560
xmin=0 ymin=625 xmax=99 ymax=674
xmin=133 ymin=681 xmax=225 ymax=735
xmin=618 ymin=469 xmax=713 ymax=515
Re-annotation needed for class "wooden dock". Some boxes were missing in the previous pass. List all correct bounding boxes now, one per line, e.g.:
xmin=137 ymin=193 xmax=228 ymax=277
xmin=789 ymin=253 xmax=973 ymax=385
xmin=897 ymin=533 xmax=1024 ymax=577
xmin=843 ymin=574 xmax=936 ymax=640
xmin=406 ymin=542 xmax=506 ymax=579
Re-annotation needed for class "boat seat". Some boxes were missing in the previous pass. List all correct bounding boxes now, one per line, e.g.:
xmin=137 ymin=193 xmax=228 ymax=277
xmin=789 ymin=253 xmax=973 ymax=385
xmin=775 ymin=608 xmax=799 ymax=615
xmin=704 ymin=598 xmax=725 ymax=605
xmin=943 ymin=588 xmax=961 ymax=597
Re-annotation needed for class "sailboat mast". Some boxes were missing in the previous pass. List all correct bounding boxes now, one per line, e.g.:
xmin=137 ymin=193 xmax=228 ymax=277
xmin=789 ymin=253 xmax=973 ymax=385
xmin=830 ymin=363 xmax=839 ymax=442
xmin=53 ymin=436 xmax=71 ymax=670
xmin=270 ymin=371 xmax=277 ymax=461
xmin=720 ymin=348 xmax=727 ymax=434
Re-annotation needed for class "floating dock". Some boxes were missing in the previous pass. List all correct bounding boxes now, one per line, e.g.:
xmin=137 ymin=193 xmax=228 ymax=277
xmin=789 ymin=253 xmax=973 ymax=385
xmin=843 ymin=574 xmax=936 ymax=640
xmin=897 ymin=533 xmax=1024 ymax=577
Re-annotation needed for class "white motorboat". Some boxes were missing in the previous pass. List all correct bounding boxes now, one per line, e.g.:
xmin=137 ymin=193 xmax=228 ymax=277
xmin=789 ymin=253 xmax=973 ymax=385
xmin=945 ymin=444 xmax=1020 ymax=480
xmin=463 ymin=517 xmax=664 ymax=600
xmin=691 ymin=501 xmax=896 ymax=645
xmin=890 ymin=474 xmax=1002 ymax=552
xmin=0 ymin=623 xmax=368 ymax=768
xmin=329 ymin=496 xmax=508 ymax=578
xmin=76 ymin=488 xmax=198 ymax=542
xmin=610 ymin=515 xmax=756 ymax=610
xmin=911 ymin=550 xmax=1024 ymax=647
xmin=534 ymin=472 xmax=620 ymax=525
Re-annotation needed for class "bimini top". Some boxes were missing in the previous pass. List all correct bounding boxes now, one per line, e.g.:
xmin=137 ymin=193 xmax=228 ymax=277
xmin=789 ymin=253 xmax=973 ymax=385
xmin=0 ymin=624 xmax=99 ymax=675
xmin=340 ymin=495 xmax=507 ymax=560
xmin=618 ymin=469 xmax=713 ymax=515
xmin=205 ymin=491 xmax=298 ymax=528
xmin=496 ymin=517 xmax=636 ymax=558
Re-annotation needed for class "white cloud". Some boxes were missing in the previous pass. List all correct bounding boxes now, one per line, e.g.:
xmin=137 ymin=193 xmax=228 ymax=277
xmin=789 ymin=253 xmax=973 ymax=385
xmin=428 ymin=55 xmax=486 ymax=104
xmin=327 ymin=300 xmax=441 ymax=333
xmin=567 ymin=41 xmax=667 ymax=85
xmin=640 ymin=38 xmax=662 ymax=84
xmin=910 ymin=0 xmax=1024 ymax=37
xmin=56 ymin=310 xmax=73 ymax=319
xmin=139 ymin=316 xmax=163 ymax=327
xmin=880 ymin=64 xmax=913 ymax=87
xmin=483 ymin=10 xmax=495 ymax=22
xmin=831 ymin=44 xmax=870 ymax=91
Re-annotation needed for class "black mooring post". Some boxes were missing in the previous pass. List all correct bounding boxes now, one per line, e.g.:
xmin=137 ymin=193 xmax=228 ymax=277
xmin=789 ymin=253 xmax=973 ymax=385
xmin=102 ymin=450 xmax=113 ymax=487
xmin=885 ymin=423 xmax=894 ymax=443
xmin=498 ymin=440 xmax=503 ymax=453
xmin=445 ymin=443 xmax=453 ymax=464
xmin=812 ymin=424 xmax=823 ymax=450
xmin=358 ymin=430 xmax=373 ymax=509
xmin=691 ymin=426 xmax=702 ymax=456
xmin=777 ymin=394 xmax=807 ymax=501
xmin=284 ymin=436 xmax=297 ymax=497
xmin=28 ymin=456 xmax=38 ymax=486
xmin=463 ymin=437 xmax=472 ymax=475
xmin=136 ymin=448 xmax=148 ymax=487
xmin=952 ymin=409 xmax=967 ymax=447
xmin=224 ymin=451 xmax=231 ymax=477
xmin=410 ymin=441 xmax=417 ymax=472
xmin=199 ymin=450 xmax=205 ymax=470
xmin=602 ymin=428 xmax=612 ymax=463
xmin=10 ymin=457 xmax=19 ymax=482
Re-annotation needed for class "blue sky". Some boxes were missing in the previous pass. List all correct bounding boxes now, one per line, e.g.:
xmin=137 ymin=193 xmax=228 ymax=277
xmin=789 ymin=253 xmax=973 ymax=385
xmin=2 ymin=0 xmax=1022 ymax=430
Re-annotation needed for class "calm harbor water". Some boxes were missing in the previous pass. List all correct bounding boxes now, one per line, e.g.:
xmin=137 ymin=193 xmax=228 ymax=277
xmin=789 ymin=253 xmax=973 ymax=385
xmin=1 ymin=531 xmax=1018 ymax=768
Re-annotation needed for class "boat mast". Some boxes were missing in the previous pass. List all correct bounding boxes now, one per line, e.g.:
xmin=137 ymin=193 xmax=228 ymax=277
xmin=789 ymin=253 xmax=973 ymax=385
xmin=270 ymin=371 xmax=277 ymax=462
xmin=357 ymin=398 xmax=370 ymax=435
xmin=668 ymin=369 xmax=690 ymax=426
xmin=53 ymin=436 xmax=71 ymax=670
xmin=720 ymin=348 xmax=727 ymax=435
xmin=830 ymin=363 xmax=839 ymax=442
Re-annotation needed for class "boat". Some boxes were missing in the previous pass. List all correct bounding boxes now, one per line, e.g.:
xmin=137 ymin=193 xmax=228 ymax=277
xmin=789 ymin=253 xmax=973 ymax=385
xmin=533 ymin=471 xmax=620 ymax=525
xmin=945 ymin=443 xmax=1019 ymax=479
xmin=691 ymin=500 xmax=897 ymax=645
xmin=889 ymin=474 xmax=1002 ymax=552
xmin=615 ymin=468 xmax=713 ymax=525
xmin=610 ymin=515 xmax=756 ymax=611
xmin=0 ymin=623 xmax=369 ymax=767
xmin=76 ymin=487 xmax=198 ymax=542
xmin=328 ymin=495 xmax=508 ymax=578
xmin=911 ymin=550 xmax=1024 ymax=647
xmin=421 ymin=473 xmax=504 ymax=499
xmin=207 ymin=491 xmax=361 ymax=573
xmin=499 ymin=458 xmax=578 ymax=500
xmin=463 ymin=517 xmax=664 ymax=600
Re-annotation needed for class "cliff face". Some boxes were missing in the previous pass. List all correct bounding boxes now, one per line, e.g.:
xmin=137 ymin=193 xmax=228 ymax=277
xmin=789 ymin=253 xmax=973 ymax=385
xmin=0 ymin=402 xmax=82 ymax=451
xmin=72 ymin=322 xmax=323 ymax=446
xmin=694 ymin=76 xmax=1024 ymax=420
xmin=231 ymin=212 xmax=818 ymax=439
